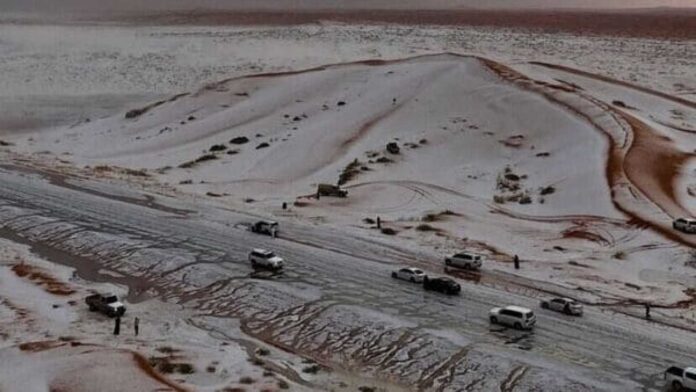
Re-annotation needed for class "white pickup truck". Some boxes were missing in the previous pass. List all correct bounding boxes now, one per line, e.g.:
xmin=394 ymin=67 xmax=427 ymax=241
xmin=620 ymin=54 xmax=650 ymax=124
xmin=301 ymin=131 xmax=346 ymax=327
xmin=665 ymin=366 xmax=696 ymax=391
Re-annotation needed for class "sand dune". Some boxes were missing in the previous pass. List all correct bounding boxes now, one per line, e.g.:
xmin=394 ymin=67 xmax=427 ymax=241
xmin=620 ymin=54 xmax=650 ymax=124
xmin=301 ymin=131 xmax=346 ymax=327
xmin=7 ymin=53 xmax=695 ymax=307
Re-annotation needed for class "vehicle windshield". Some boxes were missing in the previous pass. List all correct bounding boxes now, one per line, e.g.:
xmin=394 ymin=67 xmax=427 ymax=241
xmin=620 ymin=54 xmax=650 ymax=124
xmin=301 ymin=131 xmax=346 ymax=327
xmin=525 ymin=312 xmax=535 ymax=319
xmin=413 ymin=269 xmax=424 ymax=274
xmin=105 ymin=296 xmax=118 ymax=303
xmin=261 ymin=252 xmax=276 ymax=259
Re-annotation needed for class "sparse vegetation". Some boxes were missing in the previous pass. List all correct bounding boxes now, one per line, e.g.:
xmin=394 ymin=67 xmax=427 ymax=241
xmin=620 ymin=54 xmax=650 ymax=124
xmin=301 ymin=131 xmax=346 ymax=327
xmin=149 ymin=355 xmax=194 ymax=375
xmin=381 ymin=228 xmax=398 ymax=235
xmin=178 ymin=363 xmax=195 ymax=374
xmin=422 ymin=213 xmax=436 ymax=222
xmin=206 ymin=192 xmax=223 ymax=197
xmin=256 ymin=347 xmax=270 ymax=356
xmin=363 ymin=217 xmax=375 ymax=224
xmin=209 ymin=144 xmax=228 ymax=152
xmin=375 ymin=156 xmax=393 ymax=164
xmin=386 ymin=142 xmax=400 ymax=154
xmin=613 ymin=251 xmax=627 ymax=260
xmin=123 ymin=168 xmax=148 ymax=177
xmin=156 ymin=346 xmax=178 ymax=354
xmin=277 ymin=380 xmax=290 ymax=389
xmin=230 ymin=136 xmax=250 ymax=145
xmin=0 ymin=140 xmax=13 ymax=146
xmin=207 ymin=365 xmax=216 ymax=373
xmin=179 ymin=153 xmax=218 ymax=169
xmin=239 ymin=376 xmax=255 ymax=384
xmin=338 ymin=158 xmax=362 ymax=186
xmin=263 ymin=370 xmax=274 ymax=377
xmin=359 ymin=387 xmax=377 ymax=392
xmin=540 ymin=185 xmax=556 ymax=196
xmin=416 ymin=224 xmax=437 ymax=232
xmin=252 ymin=358 xmax=265 ymax=366
xmin=256 ymin=142 xmax=270 ymax=149
xmin=302 ymin=364 xmax=321 ymax=374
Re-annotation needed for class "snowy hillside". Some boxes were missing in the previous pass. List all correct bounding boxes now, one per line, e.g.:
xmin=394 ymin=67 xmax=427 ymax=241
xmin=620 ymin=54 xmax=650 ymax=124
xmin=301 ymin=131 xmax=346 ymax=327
xmin=8 ymin=53 xmax=695 ymax=313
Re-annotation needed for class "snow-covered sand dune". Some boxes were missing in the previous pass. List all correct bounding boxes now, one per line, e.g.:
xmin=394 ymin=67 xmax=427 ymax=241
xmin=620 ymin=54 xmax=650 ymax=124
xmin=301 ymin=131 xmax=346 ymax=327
xmin=8 ymin=53 xmax=695 ymax=312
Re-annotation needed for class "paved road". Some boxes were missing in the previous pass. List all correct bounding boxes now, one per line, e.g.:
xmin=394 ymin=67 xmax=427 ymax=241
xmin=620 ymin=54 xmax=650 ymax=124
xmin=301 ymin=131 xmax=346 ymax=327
xmin=0 ymin=166 xmax=692 ymax=391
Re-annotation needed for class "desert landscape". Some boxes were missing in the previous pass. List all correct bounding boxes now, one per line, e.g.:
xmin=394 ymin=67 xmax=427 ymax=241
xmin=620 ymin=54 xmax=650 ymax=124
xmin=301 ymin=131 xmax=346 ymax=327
xmin=0 ymin=2 xmax=695 ymax=391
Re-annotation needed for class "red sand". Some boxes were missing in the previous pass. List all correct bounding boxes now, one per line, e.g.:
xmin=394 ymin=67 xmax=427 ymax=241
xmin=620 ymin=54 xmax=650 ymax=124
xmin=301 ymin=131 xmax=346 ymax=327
xmin=119 ymin=9 xmax=696 ymax=40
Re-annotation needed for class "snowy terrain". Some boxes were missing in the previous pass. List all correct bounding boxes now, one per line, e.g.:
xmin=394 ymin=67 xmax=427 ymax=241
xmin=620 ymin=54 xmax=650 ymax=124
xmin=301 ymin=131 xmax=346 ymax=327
xmin=0 ymin=16 xmax=695 ymax=392
xmin=0 ymin=238 xmax=323 ymax=392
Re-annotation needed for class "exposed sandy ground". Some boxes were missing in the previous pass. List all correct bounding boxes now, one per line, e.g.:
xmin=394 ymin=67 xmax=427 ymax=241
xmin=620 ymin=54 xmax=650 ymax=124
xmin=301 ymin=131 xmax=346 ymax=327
xmin=0 ymin=13 xmax=694 ymax=390
xmin=116 ymin=8 xmax=696 ymax=40
xmin=0 ymin=237 xmax=341 ymax=392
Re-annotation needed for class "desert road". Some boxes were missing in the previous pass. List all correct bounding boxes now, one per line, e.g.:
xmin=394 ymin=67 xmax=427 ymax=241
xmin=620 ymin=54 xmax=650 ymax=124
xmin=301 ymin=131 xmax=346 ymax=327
xmin=0 ymin=165 xmax=693 ymax=391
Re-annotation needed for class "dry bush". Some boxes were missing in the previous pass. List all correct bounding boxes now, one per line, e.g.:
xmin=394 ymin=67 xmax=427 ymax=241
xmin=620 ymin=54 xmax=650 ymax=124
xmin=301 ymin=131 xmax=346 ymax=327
xmin=179 ymin=154 xmax=218 ymax=169
xmin=381 ymin=228 xmax=397 ymax=235
xmin=230 ymin=136 xmax=249 ymax=145
xmin=209 ymin=144 xmax=228 ymax=152
xmin=540 ymin=185 xmax=556 ymax=196
xmin=338 ymin=158 xmax=362 ymax=185
xmin=416 ymin=224 xmax=437 ymax=232
xmin=302 ymin=364 xmax=321 ymax=374
xmin=239 ymin=376 xmax=255 ymax=384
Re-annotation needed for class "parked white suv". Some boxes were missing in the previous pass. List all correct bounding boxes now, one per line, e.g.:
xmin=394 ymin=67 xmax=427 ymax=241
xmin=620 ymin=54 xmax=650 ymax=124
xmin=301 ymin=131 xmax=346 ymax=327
xmin=489 ymin=305 xmax=536 ymax=330
xmin=391 ymin=267 xmax=426 ymax=283
xmin=673 ymin=218 xmax=696 ymax=234
xmin=445 ymin=252 xmax=483 ymax=270
xmin=540 ymin=297 xmax=583 ymax=316
xmin=248 ymin=249 xmax=284 ymax=270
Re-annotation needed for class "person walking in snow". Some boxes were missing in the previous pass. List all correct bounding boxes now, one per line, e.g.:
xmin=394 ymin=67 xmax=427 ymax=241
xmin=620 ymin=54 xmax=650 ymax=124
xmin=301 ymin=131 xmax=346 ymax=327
xmin=134 ymin=317 xmax=140 ymax=336
xmin=513 ymin=254 xmax=520 ymax=270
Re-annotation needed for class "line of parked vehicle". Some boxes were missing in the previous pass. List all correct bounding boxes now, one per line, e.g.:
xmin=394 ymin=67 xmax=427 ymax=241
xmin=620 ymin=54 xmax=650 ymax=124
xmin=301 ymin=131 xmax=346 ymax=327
xmin=247 ymin=220 xmax=694 ymax=388
xmin=389 ymin=252 xmax=582 ymax=330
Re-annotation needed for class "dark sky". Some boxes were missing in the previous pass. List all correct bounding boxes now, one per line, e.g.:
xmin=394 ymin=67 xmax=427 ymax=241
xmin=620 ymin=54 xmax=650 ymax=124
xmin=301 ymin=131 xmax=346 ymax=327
xmin=1 ymin=0 xmax=694 ymax=13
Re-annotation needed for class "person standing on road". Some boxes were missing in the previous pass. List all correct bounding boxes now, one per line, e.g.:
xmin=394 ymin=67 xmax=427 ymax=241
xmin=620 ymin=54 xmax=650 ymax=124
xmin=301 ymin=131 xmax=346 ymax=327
xmin=645 ymin=303 xmax=651 ymax=320
xmin=114 ymin=316 xmax=121 ymax=335
xmin=513 ymin=255 xmax=520 ymax=270
xmin=134 ymin=317 xmax=140 ymax=336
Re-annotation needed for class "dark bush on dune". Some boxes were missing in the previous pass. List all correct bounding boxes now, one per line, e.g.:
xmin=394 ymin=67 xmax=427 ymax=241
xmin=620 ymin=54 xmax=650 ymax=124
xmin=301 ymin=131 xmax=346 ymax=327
xmin=209 ymin=144 xmax=227 ymax=152
xmin=230 ymin=136 xmax=250 ymax=145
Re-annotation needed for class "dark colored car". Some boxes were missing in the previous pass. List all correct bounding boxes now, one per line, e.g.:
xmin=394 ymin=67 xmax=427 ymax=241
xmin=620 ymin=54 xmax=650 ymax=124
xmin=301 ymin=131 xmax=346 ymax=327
xmin=423 ymin=276 xmax=461 ymax=295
